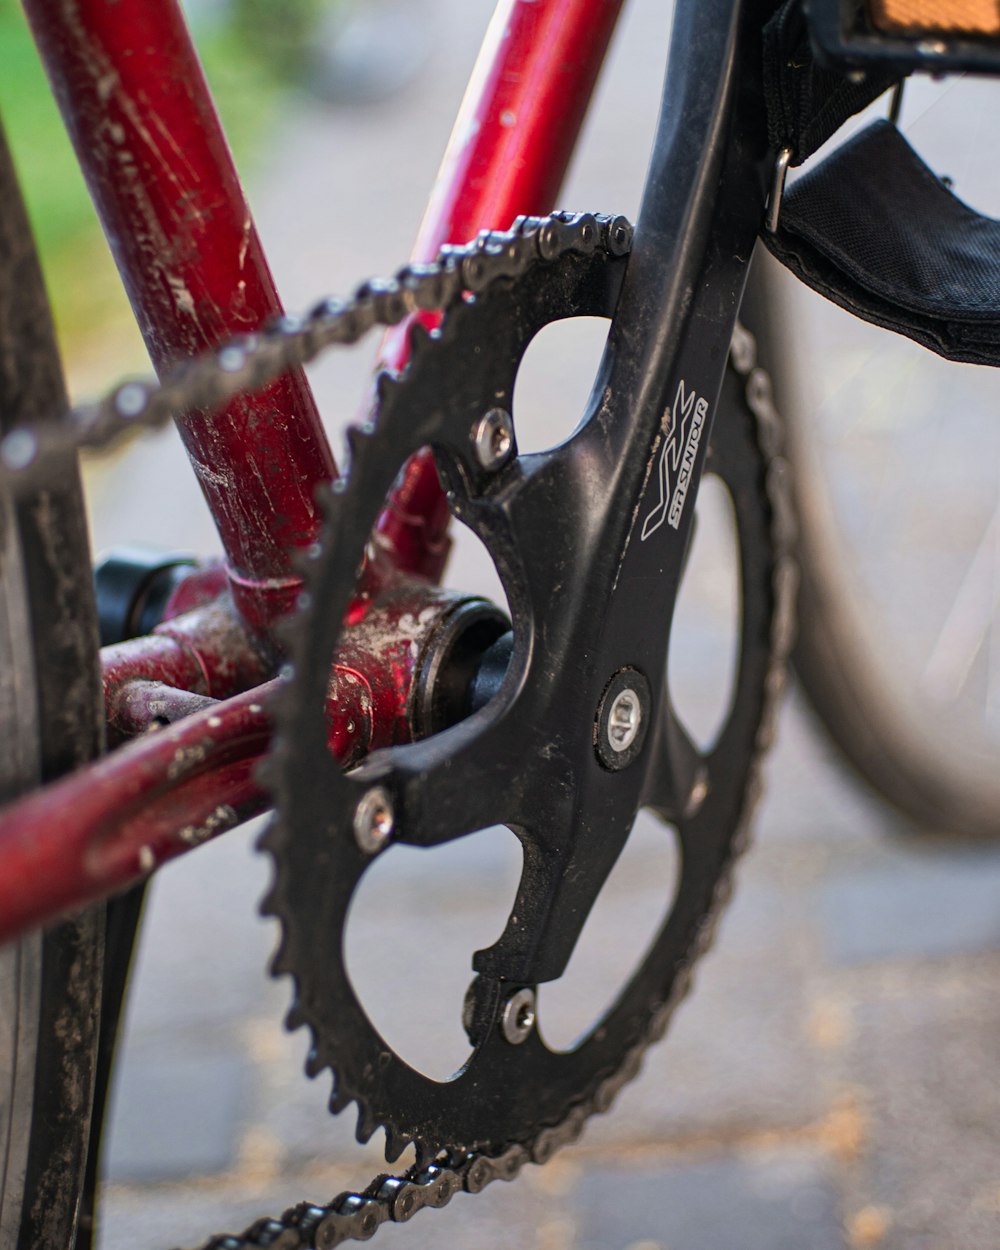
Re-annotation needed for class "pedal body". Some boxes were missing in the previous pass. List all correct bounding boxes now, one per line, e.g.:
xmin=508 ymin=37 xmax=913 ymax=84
xmin=806 ymin=0 xmax=1000 ymax=72
xmin=762 ymin=119 xmax=1000 ymax=366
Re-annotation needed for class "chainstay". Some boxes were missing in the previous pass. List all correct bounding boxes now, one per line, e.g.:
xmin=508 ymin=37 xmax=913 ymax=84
xmin=180 ymin=324 xmax=798 ymax=1250
xmin=0 ymin=214 xmax=795 ymax=1249
xmin=0 ymin=212 xmax=632 ymax=491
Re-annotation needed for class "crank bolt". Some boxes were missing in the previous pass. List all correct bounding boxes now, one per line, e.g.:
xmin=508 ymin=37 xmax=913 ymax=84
xmin=471 ymin=407 xmax=514 ymax=471
xmin=501 ymin=987 xmax=536 ymax=1045
xmin=595 ymin=668 xmax=652 ymax=771
xmin=353 ymin=786 xmax=394 ymax=854
xmin=607 ymin=689 xmax=641 ymax=752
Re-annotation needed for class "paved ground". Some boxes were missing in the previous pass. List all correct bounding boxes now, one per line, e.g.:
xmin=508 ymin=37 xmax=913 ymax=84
xmin=76 ymin=3 xmax=1000 ymax=1248
xmin=93 ymin=695 xmax=1000 ymax=1250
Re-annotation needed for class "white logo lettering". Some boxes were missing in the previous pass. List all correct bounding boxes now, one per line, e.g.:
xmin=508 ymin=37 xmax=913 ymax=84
xmin=641 ymin=379 xmax=710 ymax=541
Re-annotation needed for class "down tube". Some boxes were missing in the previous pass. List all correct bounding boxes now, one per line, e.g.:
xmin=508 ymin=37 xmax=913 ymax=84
xmin=376 ymin=0 xmax=626 ymax=578
xmin=24 ymin=0 xmax=337 ymax=634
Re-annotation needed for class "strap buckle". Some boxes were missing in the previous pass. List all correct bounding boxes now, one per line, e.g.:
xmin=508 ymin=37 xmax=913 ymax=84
xmin=766 ymin=146 xmax=793 ymax=234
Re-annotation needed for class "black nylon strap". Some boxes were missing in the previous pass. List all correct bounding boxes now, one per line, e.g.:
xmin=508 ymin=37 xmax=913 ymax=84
xmin=761 ymin=120 xmax=1000 ymax=366
xmin=763 ymin=0 xmax=898 ymax=163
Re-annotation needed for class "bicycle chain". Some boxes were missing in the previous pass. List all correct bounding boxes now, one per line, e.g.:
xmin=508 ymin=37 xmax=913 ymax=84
xmin=0 ymin=215 xmax=796 ymax=1250
xmin=0 ymin=212 xmax=630 ymax=489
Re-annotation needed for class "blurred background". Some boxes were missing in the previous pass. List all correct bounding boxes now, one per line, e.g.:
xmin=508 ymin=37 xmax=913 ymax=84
xmin=2 ymin=1 xmax=1000 ymax=1247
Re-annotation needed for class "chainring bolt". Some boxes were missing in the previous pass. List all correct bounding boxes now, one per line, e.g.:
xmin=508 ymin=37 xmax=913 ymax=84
xmin=500 ymin=987 xmax=536 ymax=1045
xmin=594 ymin=668 xmax=652 ymax=771
xmin=607 ymin=688 xmax=642 ymax=752
xmin=471 ymin=408 xmax=514 ymax=470
xmin=353 ymin=786 xmax=394 ymax=854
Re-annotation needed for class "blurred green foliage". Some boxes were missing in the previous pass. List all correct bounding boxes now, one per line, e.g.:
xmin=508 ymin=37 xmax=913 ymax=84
xmin=0 ymin=4 xmax=90 ymax=270
xmin=230 ymin=0 xmax=333 ymax=75
xmin=0 ymin=0 xmax=304 ymax=367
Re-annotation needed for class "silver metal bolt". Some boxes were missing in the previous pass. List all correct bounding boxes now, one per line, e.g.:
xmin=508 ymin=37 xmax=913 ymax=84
xmin=605 ymin=688 xmax=642 ymax=754
xmin=471 ymin=408 xmax=514 ymax=470
xmin=501 ymin=987 xmax=536 ymax=1045
xmin=353 ymin=786 xmax=394 ymax=854
xmin=594 ymin=668 xmax=651 ymax=771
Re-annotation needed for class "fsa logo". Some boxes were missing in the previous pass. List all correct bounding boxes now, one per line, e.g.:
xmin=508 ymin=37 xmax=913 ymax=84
xmin=640 ymin=378 xmax=709 ymax=541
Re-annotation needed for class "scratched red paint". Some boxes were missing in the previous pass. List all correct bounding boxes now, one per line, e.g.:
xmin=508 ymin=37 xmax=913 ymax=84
xmin=24 ymin=0 xmax=337 ymax=631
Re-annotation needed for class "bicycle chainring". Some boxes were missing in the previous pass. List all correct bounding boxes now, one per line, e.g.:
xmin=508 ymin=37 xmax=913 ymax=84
xmin=262 ymin=218 xmax=794 ymax=1172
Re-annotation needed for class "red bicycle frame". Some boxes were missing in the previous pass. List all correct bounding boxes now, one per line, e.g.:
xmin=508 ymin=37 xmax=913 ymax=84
xmin=0 ymin=0 xmax=626 ymax=940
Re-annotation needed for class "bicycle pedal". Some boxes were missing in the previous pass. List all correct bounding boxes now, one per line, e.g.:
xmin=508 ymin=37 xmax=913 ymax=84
xmin=806 ymin=0 xmax=1000 ymax=73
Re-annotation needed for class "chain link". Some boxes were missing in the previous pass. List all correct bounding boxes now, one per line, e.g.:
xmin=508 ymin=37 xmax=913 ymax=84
xmin=0 ymin=212 xmax=630 ymax=493
xmin=0 ymin=215 xmax=794 ymax=1249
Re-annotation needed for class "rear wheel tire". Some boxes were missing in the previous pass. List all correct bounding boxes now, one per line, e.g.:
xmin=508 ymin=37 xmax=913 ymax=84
xmin=0 ymin=117 xmax=106 ymax=1250
xmin=744 ymin=246 xmax=1000 ymax=840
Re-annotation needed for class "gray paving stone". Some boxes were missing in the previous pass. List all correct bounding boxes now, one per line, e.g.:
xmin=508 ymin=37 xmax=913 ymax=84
xmin=582 ymin=874 xmax=831 ymax=1149
xmin=819 ymin=848 xmax=1000 ymax=964
xmin=572 ymin=1151 xmax=845 ymax=1250
xmin=764 ymin=691 xmax=894 ymax=847
xmin=120 ymin=818 xmax=285 ymax=1043
xmin=247 ymin=1013 xmax=397 ymax=1170
xmin=835 ymin=959 xmax=1000 ymax=1250
xmin=602 ymin=972 xmax=831 ymax=1145
xmin=104 ymin=1044 xmax=249 ymax=1183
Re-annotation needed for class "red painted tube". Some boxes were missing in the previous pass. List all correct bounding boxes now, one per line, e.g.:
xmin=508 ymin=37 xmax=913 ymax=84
xmin=100 ymin=595 xmax=271 ymax=743
xmin=161 ymin=560 xmax=230 ymax=619
xmin=0 ymin=671 xmax=382 ymax=942
xmin=411 ymin=0 xmax=626 ymax=267
xmin=376 ymin=0 xmax=625 ymax=576
xmin=0 ymin=578 xmax=489 ymax=939
xmin=0 ymin=685 xmax=276 ymax=942
xmin=23 ymin=0 xmax=337 ymax=630
xmin=107 ymin=681 xmax=219 ymax=739
xmin=84 ymin=757 xmax=263 ymax=891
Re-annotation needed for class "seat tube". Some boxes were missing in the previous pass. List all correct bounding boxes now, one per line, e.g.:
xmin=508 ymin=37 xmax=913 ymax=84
xmin=23 ymin=0 xmax=337 ymax=635
xmin=375 ymin=0 xmax=626 ymax=579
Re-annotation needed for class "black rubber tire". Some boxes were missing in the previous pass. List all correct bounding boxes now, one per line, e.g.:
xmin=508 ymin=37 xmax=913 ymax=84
xmin=743 ymin=250 xmax=1000 ymax=840
xmin=0 ymin=116 xmax=106 ymax=1250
